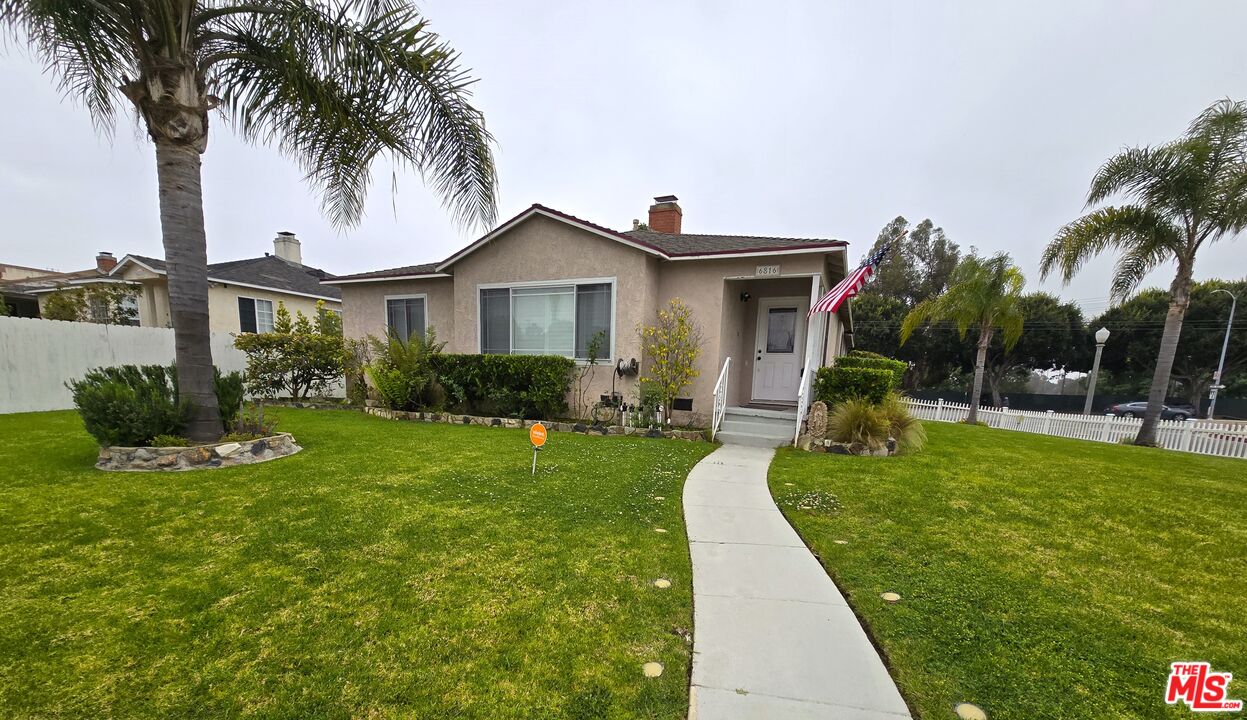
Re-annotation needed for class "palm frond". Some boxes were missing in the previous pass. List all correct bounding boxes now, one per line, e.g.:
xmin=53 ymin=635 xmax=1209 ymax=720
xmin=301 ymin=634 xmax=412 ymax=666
xmin=1 ymin=0 xmax=138 ymax=132
xmin=206 ymin=0 xmax=497 ymax=229
xmin=900 ymin=252 xmax=1026 ymax=348
xmin=1040 ymin=206 xmax=1182 ymax=287
xmin=1108 ymin=243 xmax=1170 ymax=302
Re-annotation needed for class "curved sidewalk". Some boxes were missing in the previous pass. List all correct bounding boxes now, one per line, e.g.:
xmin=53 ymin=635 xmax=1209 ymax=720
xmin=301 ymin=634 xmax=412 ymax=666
xmin=683 ymin=445 xmax=912 ymax=719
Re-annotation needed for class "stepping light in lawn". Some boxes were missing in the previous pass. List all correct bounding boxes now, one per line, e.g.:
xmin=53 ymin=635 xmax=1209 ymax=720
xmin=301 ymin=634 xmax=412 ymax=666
xmin=654 ymin=528 xmax=667 ymax=533
xmin=954 ymin=702 xmax=987 ymax=720
xmin=642 ymin=662 xmax=664 ymax=678
xmin=653 ymin=578 xmax=671 ymax=589
xmin=881 ymin=592 xmax=902 ymax=603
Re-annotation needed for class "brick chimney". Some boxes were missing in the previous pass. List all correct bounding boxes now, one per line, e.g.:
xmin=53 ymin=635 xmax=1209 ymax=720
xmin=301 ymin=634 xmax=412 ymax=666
xmin=648 ymin=195 xmax=682 ymax=234
xmin=96 ymin=251 xmax=117 ymax=273
xmin=273 ymin=231 xmax=302 ymax=265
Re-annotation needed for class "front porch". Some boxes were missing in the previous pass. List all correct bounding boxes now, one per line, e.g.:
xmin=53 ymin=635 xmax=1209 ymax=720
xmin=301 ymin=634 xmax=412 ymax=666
xmin=710 ymin=274 xmax=844 ymax=446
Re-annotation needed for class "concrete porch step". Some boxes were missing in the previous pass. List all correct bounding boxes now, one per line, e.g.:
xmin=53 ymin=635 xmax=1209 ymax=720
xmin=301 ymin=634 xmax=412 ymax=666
xmin=724 ymin=405 xmax=798 ymax=421
xmin=719 ymin=416 xmax=794 ymax=437
xmin=715 ymin=430 xmax=792 ymax=449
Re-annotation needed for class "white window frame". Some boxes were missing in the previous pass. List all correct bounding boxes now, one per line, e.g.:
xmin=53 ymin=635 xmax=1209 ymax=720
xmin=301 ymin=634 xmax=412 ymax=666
xmin=238 ymin=295 xmax=275 ymax=333
xmin=384 ymin=293 xmax=428 ymax=341
xmin=476 ymin=277 xmax=617 ymax=364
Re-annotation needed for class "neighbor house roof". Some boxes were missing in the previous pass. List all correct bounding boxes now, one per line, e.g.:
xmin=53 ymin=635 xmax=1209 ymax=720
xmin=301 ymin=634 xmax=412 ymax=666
xmin=322 ymin=203 xmax=846 ymax=284
xmin=113 ymin=254 xmax=342 ymax=301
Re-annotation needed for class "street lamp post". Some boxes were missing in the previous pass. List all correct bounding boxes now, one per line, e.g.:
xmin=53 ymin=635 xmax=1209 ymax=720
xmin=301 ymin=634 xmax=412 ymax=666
xmin=1208 ymin=289 xmax=1238 ymax=419
xmin=1084 ymin=327 xmax=1110 ymax=415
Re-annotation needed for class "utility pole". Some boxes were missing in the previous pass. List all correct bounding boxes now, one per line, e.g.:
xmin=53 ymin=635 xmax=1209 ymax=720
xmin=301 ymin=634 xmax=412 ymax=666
xmin=1208 ymin=289 xmax=1237 ymax=419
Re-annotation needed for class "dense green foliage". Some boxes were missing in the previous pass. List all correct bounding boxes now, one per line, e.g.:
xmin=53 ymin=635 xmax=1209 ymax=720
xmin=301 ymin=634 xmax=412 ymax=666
xmin=814 ymin=366 xmax=895 ymax=406
xmin=365 ymin=328 xmax=446 ymax=411
xmin=433 ymin=354 xmax=576 ymax=419
xmin=833 ymin=355 xmax=907 ymax=389
xmin=769 ymin=422 xmax=1246 ymax=719
xmin=1092 ymin=279 xmax=1247 ymax=405
xmin=67 ymin=366 xmax=190 ymax=446
xmin=0 ymin=408 xmax=712 ymax=718
xmin=234 ymin=302 xmax=345 ymax=400
xmin=68 ymin=365 xmax=247 ymax=446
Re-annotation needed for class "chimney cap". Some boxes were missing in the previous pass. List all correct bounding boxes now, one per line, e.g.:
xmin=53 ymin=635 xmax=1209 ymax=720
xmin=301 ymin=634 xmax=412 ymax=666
xmin=276 ymin=230 xmax=297 ymax=237
xmin=97 ymin=251 xmax=114 ymax=257
xmin=653 ymin=194 xmax=679 ymax=204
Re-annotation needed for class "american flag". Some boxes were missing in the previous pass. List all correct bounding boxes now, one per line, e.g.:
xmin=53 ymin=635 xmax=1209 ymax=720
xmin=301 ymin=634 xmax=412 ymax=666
xmin=808 ymin=232 xmax=904 ymax=316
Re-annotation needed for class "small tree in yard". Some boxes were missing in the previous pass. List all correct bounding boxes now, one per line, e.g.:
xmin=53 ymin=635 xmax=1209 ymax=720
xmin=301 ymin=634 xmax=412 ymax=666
xmin=573 ymin=330 xmax=607 ymax=421
xmin=901 ymin=252 xmax=1025 ymax=425
xmin=640 ymin=298 xmax=704 ymax=421
xmin=234 ymin=301 xmax=345 ymax=401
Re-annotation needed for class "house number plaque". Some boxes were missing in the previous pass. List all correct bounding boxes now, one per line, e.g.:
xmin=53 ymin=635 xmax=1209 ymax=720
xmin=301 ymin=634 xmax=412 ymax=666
xmin=755 ymin=264 xmax=780 ymax=277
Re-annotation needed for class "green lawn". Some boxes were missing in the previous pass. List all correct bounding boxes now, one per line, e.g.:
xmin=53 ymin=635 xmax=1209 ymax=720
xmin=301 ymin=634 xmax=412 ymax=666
xmin=769 ymin=422 xmax=1247 ymax=719
xmin=0 ymin=409 xmax=714 ymax=719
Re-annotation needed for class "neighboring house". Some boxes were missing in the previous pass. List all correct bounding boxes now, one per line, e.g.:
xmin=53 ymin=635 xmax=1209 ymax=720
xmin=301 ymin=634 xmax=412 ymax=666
xmin=0 ymin=254 xmax=137 ymax=320
xmin=324 ymin=196 xmax=854 ymax=430
xmin=108 ymin=233 xmax=342 ymax=333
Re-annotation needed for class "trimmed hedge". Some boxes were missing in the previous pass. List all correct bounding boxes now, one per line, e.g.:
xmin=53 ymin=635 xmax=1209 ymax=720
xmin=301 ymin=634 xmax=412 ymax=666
xmin=431 ymin=354 xmax=575 ymax=420
xmin=813 ymin=365 xmax=895 ymax=407
xmin=834 ymin=354 xmax=907 ymax=390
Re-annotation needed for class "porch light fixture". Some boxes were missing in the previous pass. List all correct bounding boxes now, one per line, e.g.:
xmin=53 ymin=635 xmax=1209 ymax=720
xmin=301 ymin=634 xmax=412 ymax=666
xmin=740 ymin=291 xmax=751 ymax=302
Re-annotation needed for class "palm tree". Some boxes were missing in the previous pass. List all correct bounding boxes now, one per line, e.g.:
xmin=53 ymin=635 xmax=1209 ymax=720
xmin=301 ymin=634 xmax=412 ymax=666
xmin=900 ymin=253 xmax=1025 ymax=424
xmin=2 ymin=1 xmax=497 ymax=440
xmin=1041 ymin=99 xmax=1247 ymax=445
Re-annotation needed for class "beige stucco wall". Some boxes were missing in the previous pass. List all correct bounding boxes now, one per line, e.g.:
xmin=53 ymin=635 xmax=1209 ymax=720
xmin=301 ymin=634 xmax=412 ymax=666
xmin=338 ymin=276 xmax=455 ymax=344
xmin=331 ymin=219 xmax=850 ymax=425
xmin=448 ymin=214 xmax=659 ymax=411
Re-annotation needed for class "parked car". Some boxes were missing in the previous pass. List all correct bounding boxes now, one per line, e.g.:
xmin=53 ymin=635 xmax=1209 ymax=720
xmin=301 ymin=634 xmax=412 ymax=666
xmin=1107 ymin=401 xmax=1197 ymax=421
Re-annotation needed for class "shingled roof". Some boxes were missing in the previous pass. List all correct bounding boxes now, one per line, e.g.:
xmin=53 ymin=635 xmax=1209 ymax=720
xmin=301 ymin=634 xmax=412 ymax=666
xmin=622 ymin=229 xmax=844 ymax=257
xmin=120 ymin=254 xmax=341 ymax=300
xmin=320 ymin=202 xmax=846 ymax=285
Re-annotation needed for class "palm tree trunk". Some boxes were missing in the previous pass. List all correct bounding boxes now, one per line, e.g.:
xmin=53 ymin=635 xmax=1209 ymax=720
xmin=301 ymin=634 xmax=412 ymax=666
xmin=1136 ymin=266 xmax=1193 ymax=445
xmin=155 ymin=140 xmax=222 ymax=441
xmin=967 ymin=328 xmax=992 ymax=424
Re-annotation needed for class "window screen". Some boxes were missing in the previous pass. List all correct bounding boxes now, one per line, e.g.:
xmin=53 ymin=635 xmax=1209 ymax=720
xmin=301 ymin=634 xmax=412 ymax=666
xmin=480 ymin=288 xmax=510 ymax=354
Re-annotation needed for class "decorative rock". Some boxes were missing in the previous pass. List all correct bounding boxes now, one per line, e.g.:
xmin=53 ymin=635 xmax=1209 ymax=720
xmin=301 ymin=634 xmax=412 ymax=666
xmin=97 ymin=433 xmax=301 ymax=472
xmin=572 ymin=423 xmax=588 ymax=433
xmin=654 ymin=528 xmax=668 ymax=533
xmin=807 ymin=401 xmax=828 ymax=441
xmin=646 ymin=428 xmax=663 ymax=439
xmin=653 ymin=578 xmax=672 ymax=589
xmin=954 ymin=703 xmax=987 ymax=720
xmin=642 ymin=662 xmax=664 ymax=678
xmin=886 ymin=437 xmax=898 ymax=453
xmin=881 ymin=592 xmax=902 ymax=603
xmin=834 ymin=540 xmax=849 ymax=545
xmin=654 ymin=496 xmax=665 ymax=501
xmin=607 ymin=425 xmax=625 ymax=435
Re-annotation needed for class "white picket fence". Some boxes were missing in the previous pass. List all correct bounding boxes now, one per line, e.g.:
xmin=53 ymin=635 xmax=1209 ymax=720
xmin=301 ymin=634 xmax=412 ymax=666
xmin=905 ymin=397 xmax=1247 ymax=460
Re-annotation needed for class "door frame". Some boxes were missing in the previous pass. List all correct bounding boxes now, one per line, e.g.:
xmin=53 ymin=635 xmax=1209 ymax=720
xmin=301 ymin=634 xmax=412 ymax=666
xmin=751 ymin=295 xmax=808 ymax=403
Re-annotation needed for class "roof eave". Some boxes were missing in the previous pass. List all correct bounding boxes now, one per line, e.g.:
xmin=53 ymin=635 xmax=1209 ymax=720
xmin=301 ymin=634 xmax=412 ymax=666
xmin=322 ymin=272 xmax=452 ymax=285
xmin=665 ymin=244 xmax=847 ymax=261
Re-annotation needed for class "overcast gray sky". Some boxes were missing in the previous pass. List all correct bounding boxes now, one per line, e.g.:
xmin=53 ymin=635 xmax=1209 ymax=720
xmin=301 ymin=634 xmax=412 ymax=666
xmin=2 ymin=1 xmax=1246 ymax=318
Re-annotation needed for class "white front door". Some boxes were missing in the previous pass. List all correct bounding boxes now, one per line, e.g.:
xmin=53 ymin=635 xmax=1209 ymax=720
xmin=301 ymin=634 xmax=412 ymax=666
xmin=752 ymin=296 xmax=807 ymax=403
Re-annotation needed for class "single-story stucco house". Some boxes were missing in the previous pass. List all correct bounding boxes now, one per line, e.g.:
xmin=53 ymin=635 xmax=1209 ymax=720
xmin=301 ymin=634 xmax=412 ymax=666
xmin=323 ymin=196 xmax=854 ymax=445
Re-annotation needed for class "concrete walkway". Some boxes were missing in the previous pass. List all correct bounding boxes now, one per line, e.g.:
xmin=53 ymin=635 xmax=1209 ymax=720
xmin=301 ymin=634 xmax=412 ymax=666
xmin=683 ymin=445 xmax=912 ymax=719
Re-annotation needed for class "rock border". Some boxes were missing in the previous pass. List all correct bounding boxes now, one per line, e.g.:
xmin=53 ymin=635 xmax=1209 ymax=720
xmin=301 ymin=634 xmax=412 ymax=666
xmin=363 ymin=407 xmax=706 ymax=442
xmin=796 ymin=434 xmax=900 ymax=456
xmin=97 ymin=433 xmax=301 ymax=472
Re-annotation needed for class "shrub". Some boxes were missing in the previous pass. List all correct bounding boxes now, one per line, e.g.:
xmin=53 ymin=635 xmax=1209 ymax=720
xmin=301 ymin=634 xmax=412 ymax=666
xmin=150 ymin=434 xmax=191 ymax=447
xmin=432 ymin=354 xmax=575 ymax=419
xmin=846 ymin=349 xmax=887 ymax=360
xmin=214 ymin=369 xmax=245 ymax=428
xmin=814 ymin=366 xmax=895 ymax=406
xmin=68 ymin=365 xmax=192 ymax=446
xmin=877 ymin=394 xmax=926 ymax=453
xmin=827 ymin=398 xmax=890 ymax=450
xmin=365 ymin=328 xmax=445 ymax=411
xmin=834 ymin=355 xmax=907 ymax=390
xmin=234 ymin=300 xmax=345 ymax=400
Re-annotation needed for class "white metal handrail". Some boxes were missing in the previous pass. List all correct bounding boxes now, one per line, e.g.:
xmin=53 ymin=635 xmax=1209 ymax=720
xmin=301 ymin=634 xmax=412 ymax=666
xmin=793 ymin=350 xmax=817 ymax=446
xmin=711 ymin=357 xmax=731 ymax=441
